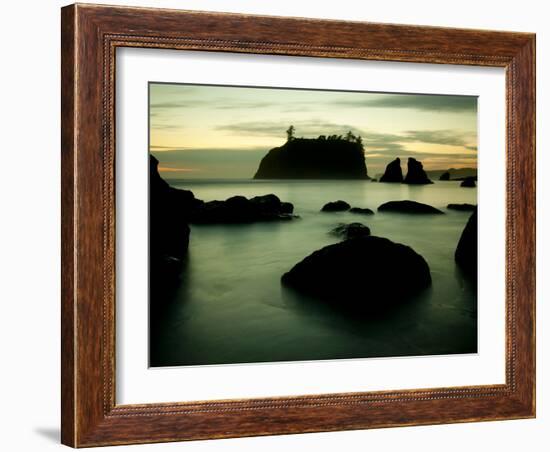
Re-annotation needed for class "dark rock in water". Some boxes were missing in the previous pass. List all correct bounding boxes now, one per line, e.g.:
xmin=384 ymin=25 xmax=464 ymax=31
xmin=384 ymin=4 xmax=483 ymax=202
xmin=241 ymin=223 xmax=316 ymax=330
xmin=439 ymin=171 xmax=451 ymax=181
xmin=250 ymin=194 xmax=293 ymax=215
xmin=447 ymin=203 xmax=476 ymax=212
xmin=254 ymin=136 xmax=369 ymax=179
xmin=460 ymin=177 xmax=476 ymax=187
xmin=330 ymin=223 xmax=371 ymax=240
xmin=321 ymin=200 xmax=351 ymax=212
xmin=378 ymin=200 xmax=444 ymax=214
xmin=282 ymin=236 xmax=431 ymax=306
xmin=149 ymin=154 xmax=204 ymax=290
xmin=149 ymin=154 xmax=202 ymax=261
xmin=191 ymin=193 xmax=296 ymax=224
xmin=380 ymin=158 xmax=404 ymax=183
xmin=403 ymin=157 xmax=433 ymax=184
xmin=455 ymin=209 xmax=477 ymax=278
xmin=280 ymin=202 xmax=294 ymax=214
xmin=349 ymin=207 xmax=374 ymax=215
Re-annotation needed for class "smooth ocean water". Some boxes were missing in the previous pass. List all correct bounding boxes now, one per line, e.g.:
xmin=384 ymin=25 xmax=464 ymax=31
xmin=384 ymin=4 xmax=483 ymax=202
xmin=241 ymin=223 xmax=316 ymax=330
xmin=149 ymin=180 xmax=478 ymax=367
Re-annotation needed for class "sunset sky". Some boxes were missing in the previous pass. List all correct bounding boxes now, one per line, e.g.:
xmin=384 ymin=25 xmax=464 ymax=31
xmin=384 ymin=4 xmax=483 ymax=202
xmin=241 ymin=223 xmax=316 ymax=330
xmin=150 ymin=83 xmax=477 ymax=179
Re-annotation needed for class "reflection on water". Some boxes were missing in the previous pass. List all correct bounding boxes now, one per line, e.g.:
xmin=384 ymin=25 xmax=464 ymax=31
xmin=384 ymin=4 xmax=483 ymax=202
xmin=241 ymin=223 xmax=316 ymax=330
xmin=149 ymin=180 xmax=477 ymax=367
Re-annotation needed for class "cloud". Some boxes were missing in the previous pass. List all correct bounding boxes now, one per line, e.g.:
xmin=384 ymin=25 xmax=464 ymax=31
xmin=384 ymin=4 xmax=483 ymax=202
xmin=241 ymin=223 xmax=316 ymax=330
xmin=401 ymin=130 xmax=475 ymax=147
xmin=151 ymin=147 xmax=269 ymax=179
xmin=158 ymin=166 xmax=197 ymax=173
xmin=150 ymin=99 xmax=273 ymax=111
xmin=332 ymin=94 xmax=477 ymax=112
xmin=150 ymin=123 xmax=185 ymax=131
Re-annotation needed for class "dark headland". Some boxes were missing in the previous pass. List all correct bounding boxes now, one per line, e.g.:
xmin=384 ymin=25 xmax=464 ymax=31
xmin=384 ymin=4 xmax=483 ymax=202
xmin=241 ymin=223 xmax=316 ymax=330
xmin=254 ymin=132 xmax=369 ymax=179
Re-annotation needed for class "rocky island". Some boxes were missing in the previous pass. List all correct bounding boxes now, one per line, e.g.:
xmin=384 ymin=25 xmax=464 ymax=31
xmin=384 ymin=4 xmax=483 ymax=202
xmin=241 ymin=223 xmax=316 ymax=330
xmin=254 ymin=130 xmax=369 ymax=179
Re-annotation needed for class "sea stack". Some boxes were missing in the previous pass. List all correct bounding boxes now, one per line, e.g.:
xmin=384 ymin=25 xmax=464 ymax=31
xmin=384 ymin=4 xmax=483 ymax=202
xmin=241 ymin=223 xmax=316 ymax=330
xmin=380 ymin=158 xmax=403 ymax=183
xmin=403 ymin=158 xmax=433 ymax=184
xmin=439 ymin=171 xmax=451 ymax=181
xmin=254 ymin=136 xmax=369 ymax=179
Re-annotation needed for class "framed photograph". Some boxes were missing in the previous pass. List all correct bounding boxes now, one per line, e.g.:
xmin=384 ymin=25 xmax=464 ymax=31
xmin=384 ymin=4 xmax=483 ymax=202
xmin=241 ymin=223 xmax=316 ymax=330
xmin=61 ymin=4 xmax=535 ymax=447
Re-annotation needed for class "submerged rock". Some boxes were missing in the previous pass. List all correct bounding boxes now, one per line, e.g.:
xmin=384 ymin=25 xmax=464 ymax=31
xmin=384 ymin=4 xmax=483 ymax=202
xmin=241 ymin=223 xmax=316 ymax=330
xmin=455 ymin=209 xmax=478 ymax=278
xmin=282 ymin=236 xmax=431 ymax=306
xmin=378 ymin=200 xmax=444 ymax=214
xmin=460 ymin=177 xmax=477 ymax=188
xmin=447 ymin=203 xmax=476 ymax=212
xmin=191 ymin=194 xmax=296 ymax=224
xmin=403 ymin=158 xmax=433 ymax=184
xmin=439 ymin=171 xmax=451 ymax=181
xmin=330 ymin=223 xmax=371 ymax=240
xmin=349 ymin=207 xmax=374 ymax=215
xmin=321 ymin=200 xmax=351 ymax=212
xmin=380 ymin=158 xmax=404 ymax=183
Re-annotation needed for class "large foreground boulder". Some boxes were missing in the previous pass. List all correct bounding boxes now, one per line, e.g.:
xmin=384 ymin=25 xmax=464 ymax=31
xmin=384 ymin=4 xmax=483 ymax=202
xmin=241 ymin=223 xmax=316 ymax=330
xmin=282 ymin=236 xmax=431 ymax=306
xmin=321 ymin=200 xmax=351 ymax=212
xmin=378 ymin=200 xmax=444 ymax=214
xmin=403 ymin=158 xmax=433 ymax=184
xmin=455 ymin=210 xmax=477 ymax=278
xmin=380 ymin=158 xmax=403 ymax=183
xmin=330 ymin=223 xmax=371 ymax=240
xmin=191 ymin=194 xmax=296 ymax=224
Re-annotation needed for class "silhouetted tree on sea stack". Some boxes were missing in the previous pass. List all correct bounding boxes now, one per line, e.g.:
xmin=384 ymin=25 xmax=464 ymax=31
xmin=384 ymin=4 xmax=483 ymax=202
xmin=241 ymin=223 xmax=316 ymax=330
xmin=286 ymin=125 xmax=295 ymax=142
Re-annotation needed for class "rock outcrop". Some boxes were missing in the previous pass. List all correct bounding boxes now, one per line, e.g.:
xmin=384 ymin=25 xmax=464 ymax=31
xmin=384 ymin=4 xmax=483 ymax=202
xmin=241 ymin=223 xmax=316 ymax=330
xmin=380 ymin=158 xmax=404 ymax=183
xmin=403 ymin=158 xmax=433 ymax=184
xmin=439 ymin=171 xmax=451 ymax=181
xmin=150 ymin=155 xmax=202 ymax=259
xmin=378 ymin=200 xmax=444 ymax=214
xmin=330 ymin=223 xmax=371 ymax=240
xmin=447 ymin=203 xmax=476 ymax=212
xmin=281 ymin=236 xmax=431 ymax=307
xmin=349 ymin=207 xmax=374 ymax=215
xmin=149 ymin=155 xmax=203 ymax=284
xmin=191 ymin=194 xmax=296 ymax=224
xmin=460 ymin=177 xmax=477 ymax=188
xmin=254 ymin=136 xmax=369 ymax=179
xmin=321 ymin=200 xmax=351 ymax=212
xmin=455 ymin=210 xmax=477 ymax=278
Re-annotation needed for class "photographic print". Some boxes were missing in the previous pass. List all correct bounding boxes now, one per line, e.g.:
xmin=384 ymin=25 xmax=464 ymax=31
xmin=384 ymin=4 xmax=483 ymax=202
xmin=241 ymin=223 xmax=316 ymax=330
xmin=148 ymin=83 xmax=478 ymax=367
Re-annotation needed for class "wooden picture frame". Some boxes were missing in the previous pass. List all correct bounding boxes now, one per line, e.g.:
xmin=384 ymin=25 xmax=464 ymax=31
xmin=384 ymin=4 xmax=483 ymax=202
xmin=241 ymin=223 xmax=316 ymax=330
xmin=61 ymin=3 xmax=535 ymax=447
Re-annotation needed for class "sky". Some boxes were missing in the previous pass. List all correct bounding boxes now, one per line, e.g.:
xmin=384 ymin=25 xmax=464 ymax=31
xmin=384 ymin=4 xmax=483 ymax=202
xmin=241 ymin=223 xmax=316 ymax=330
xmin=150 ymin=83 xmax=477 ymax=179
